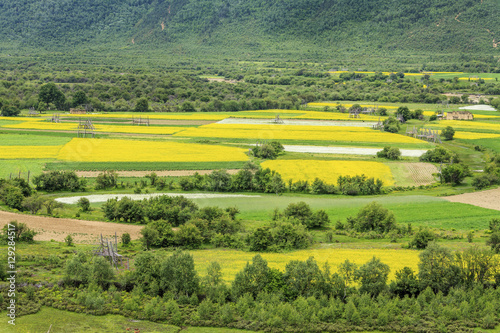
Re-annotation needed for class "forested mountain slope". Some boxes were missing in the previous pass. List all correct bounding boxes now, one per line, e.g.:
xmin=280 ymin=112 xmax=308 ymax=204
xmin=0 ymin=0 xmax=499 ymax=60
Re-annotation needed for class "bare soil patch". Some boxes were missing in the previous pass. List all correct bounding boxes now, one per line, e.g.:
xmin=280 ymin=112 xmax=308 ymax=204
xmin=0 ymin=210 xmax=143 ymax=244
xmin=75 ymin=169 xmax=240 ymax=178
xmin=443 ymin=187 xmax=500 ymax=211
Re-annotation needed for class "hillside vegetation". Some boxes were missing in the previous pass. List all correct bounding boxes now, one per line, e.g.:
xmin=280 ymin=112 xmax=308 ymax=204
xmin=1 ymin=0 xmax=500 ymax=64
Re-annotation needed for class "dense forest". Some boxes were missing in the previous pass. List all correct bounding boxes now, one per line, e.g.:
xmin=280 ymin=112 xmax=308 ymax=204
xmin=0 ymin=0 xmax=499 ymax=65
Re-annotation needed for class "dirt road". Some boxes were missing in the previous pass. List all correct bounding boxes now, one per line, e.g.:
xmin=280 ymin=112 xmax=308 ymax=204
xmin=0 ymin=210 xmax=143 ymax=243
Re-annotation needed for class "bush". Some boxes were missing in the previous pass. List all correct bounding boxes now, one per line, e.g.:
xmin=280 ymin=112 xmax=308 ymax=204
xmin=409 ymin=229 xmax=435 ymax=249
xmin=441 ymin=164 xmax=471 ymax=185
xmin=441 ymin=126 xmax=455 ymax=140
xmin=95 ymin=170 xmax=118 ymax=190
xmin=486 ymin=232 xmax=500 ymax=253
xmin=121 ymin=232 xmax=131 ymax=245
xmin=65 ymin=235 xmax=73 ymax=246
xmin=377 ymin=146 xmax=401 ymax=160
xmin=420 ymin=147 xmax=458 ymax=163
xmin=77 ymin=197 xmax=91 ymax=212
xmin=349 ymin=202 xmax=396 ymax=233
xmin=2 ymin=221 xmax=37 ymax=243
xmin=33 ymin=171 xmax=85 ymax=192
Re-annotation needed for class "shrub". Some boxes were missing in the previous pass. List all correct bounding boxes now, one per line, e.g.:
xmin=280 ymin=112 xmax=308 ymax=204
xmin=349 ymin=202 xmax=396 ymax=233
xmin=65 ymin=235 xmax=73 ymax=246
xmin=33 ymin=171 xmax=85 ymax=192
xmin=409 ymin=228 xmax=435 ymax=249
xmin=420 ymin=147 xmax=458 ymax=163
xmin=441 ymin=163 xmax=471 ymax=185
xmin=121 ymin=233 xmax=131 ymax=245
xmin=441 ymin=126 xmax=455 ymax=140
xmin=377 ymin=146 xmax=401 ymax=160
xmin=95 ymin=170 xmax=118 ymax=190
xmin=77 ymin=197 xmax=91 ymax=212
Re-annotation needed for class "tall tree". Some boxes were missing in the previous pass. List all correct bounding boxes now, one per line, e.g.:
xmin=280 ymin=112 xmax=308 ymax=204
xmin=38 ymin=83 xmax=66 ymax=111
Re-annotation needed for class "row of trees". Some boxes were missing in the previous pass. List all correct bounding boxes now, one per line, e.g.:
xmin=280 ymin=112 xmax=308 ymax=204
xmin=1 ymin=66 xmax=499 ymax=114
xmin=53 ymin=243 xmax=500 ymax=331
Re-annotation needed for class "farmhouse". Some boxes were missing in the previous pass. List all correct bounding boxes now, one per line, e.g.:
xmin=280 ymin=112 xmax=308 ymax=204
xmin=70 ymin=108 xmax=86 ymax=114
xmin=445 ymin=111 xmax=474 ymax=121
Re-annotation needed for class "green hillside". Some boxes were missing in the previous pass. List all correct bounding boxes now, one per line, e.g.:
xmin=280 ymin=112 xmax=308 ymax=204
xmin=0 ymin=0 xmax=499 ymax=64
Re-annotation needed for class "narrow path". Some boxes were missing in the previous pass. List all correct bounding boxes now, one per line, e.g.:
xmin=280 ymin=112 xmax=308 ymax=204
xmin=0 ymin=210 xmax=143 ymax=243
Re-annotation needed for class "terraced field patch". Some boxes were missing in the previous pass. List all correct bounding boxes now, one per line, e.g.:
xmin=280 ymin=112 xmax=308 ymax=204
xmin=56 ymin=138 xmax=249 ymax=162
xmin=174 ymin=123 xmax=428 ymax=146
xmin=261 ymin=159 xmax=395 ymax=185
xmin=388 ymin=162 xmax=438 ymax=186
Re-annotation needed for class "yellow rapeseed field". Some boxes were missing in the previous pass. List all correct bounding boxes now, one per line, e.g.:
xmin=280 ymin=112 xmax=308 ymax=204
xmin=0 ymin=116 xmax=45 ymax=121
xmin=0 ymin=146 xmax=62 ymax=159
xmin=190 ymin=248 xmax=420 ymax=282
xmin=428 ymin=120 xmax=500 ymax=132
xmin=453 ymin=132 xmax=500 ymax=140
xmin=56 ymin=138 xmax=249 ymax=162
xmin=2 ymin=121 xmax=187 ymax=135
xmin=308 ymin=102 xmax=398 ymax=109
xmin=57 ymin=113 xmax=229 ymax=120
xmin=173 ymin=123 xmax=425 ymax=144
xmin=260 ymin=160 xmax=395 ymax=185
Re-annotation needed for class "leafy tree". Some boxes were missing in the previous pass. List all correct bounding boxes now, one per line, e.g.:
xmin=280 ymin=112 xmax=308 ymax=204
xmin=65 ymin=234 xmax=73 ymax=246
xmin=64 ymin=252 xmax=91 ymax=286
xmin=95 ymin=170 xmax=118 ymax=189
xmin=232 ymin=255 xmax=270 ymax=299
xmin=206 ymin=170 xmax=232 ymax=192
xmin=21 ymin=194 xmax=45 ymax=214
xmin=134 ymin=97 xmax=149 ymax=112
xmin=390 ymin=267 xmax=420 ymax=298
xmin=396 ymin=106 xmax=411 ymax=121
xmin=409 ymin=228 xmax=435 ymax=249
xmin=38 ymin=83 xmax=66 ymax=110
xmin=486 ymin=232 xmax=500 ymax=254
xmin=338 ymin=259 xmax=358 ymax=299
xmin=176 ymin=223 xmax=203 ymax=249
xmin=0 ymin=105 xmax=20 ymax=116
xmin=44 ymin=198 xmax=63 ymax=215
xmin=441 ymin=163 xmax=471 ymax=185
xmin=33 ymin=171 xmax=85 ymax=192
xmin=2 ymin=220 xmax=37 ymax=243
xmin=141 ymin=225 xmax=159 ymax=250
xmin=351 ymin=202 xmax=396 ymax=233
xmin=121 ymin=232 xmax=131 ymax=245
xmin=441 ymin=126 xmax=455 ymax=140
xmin=72 ymin=91 xmax=88 ymax=107
xmin=355 ymin=256 xmax=390 ymax=297
xmin=377 ymin=146 xmax=401 ymax=160
xmin=1 ymin=185 xmax=24 ymax=210
xmin=418 ymin=242 xmax=460 ymax=293
xmin=455 ymin=246 xmax=499 ymax=286
xmin=159 ymin=250 xmax=199 ymax=296
xmin=283 ymin=257 xmax=323 ymax=300
xmin=78 ymin=197 xmax=91 ymax=212
xmin=91 ymin=256 xmax=115 ymax=289
xmin=419 ymin=146 xmax=458 ymax=163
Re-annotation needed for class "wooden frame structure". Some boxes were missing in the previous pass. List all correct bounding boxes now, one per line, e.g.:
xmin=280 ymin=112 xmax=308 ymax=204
xmin=406 ymin=126 xmax=442 ymax=143
xmin=132 ymin=116 xmax=150 ymax=126
xmin=273 ymin=114 xmax=284 ymax=124
xmin=92 ymin=233 xmax=129 ymax=270
xmin=77 ymin=118 xmax=95 ymax=138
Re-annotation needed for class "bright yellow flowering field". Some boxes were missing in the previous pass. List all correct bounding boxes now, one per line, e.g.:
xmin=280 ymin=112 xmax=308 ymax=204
xmin=0 ymin=146 xmax=62 ymax=159
xmin=57 ymin=138 xmax=249 ymax=162
xmin=308 ymin=102 xmax=398 ymax=109
xmin=58 ymin=113 xmax=229 ymax=120
xmin=453 ymin=132 xmax=500 ymax=140
xmin=191 ymin=248 xmax=419 ymax=282
xmin=174 ymin=123 xmax=425 ymax=144
xmin=2 ymin=121 xmax=187 ymax=135
xmin=422 ymin=111 xmax=499 ymax=119
xmin=428 ymin=120 xmax=500 ymax=132
xmin=0 ymin=116 xmax=45 ymax=121
xmin=260 ymin=160 xmax=395 ymax=185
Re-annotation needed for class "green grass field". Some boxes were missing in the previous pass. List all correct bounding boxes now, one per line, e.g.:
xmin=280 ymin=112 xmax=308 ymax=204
xmin=184 ymin=194 xmax=498 ymax=231
xmin=0 ymin=159 xmax=51 ymax=179
xmin=0 ymin=133 xmax=71 ymax=146
xmin=44 ymin=161 xmax=248 ymax=171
